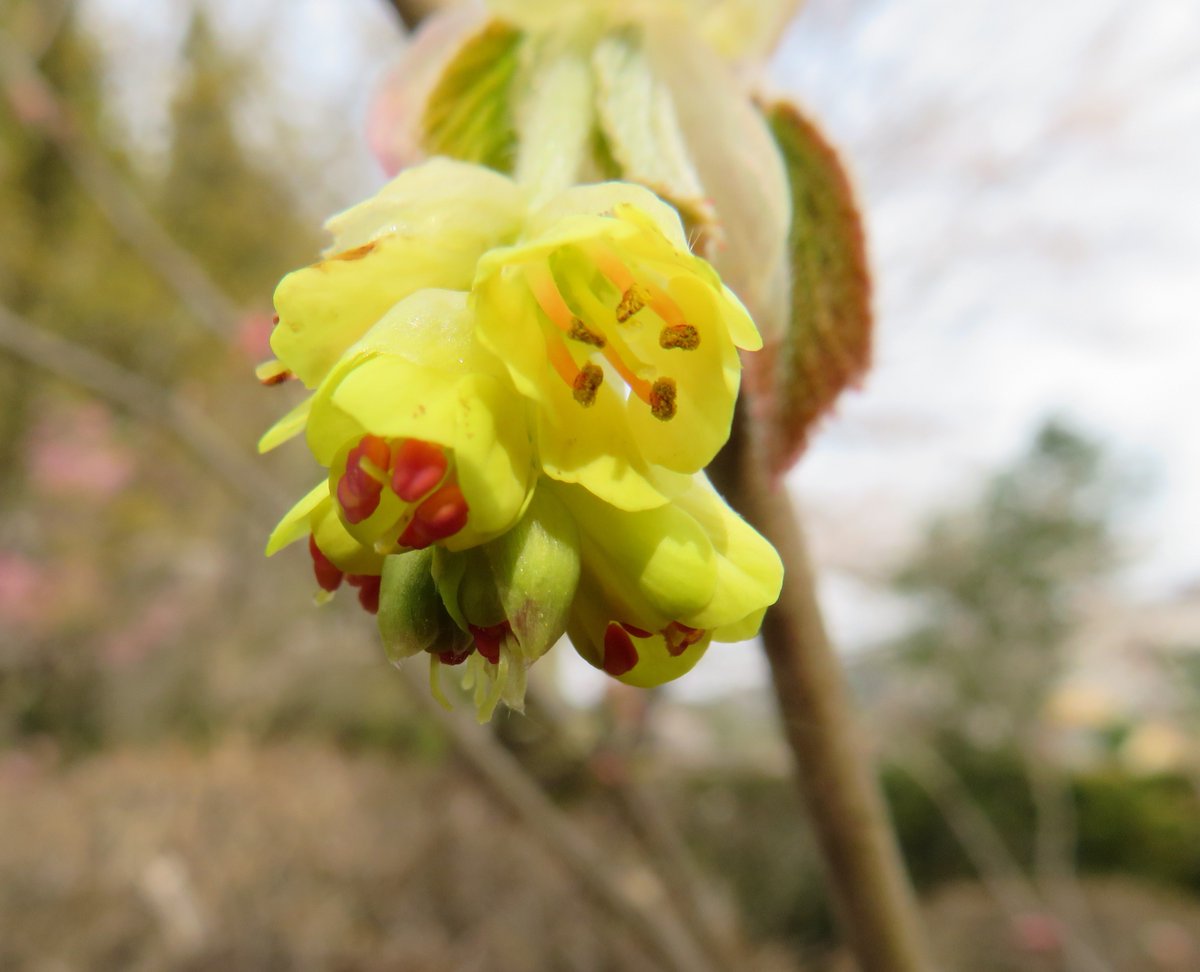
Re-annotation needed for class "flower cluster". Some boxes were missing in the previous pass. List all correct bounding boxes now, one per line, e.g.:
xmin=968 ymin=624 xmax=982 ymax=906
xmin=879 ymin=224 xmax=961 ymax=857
xmin=262 ymin=158 xmax=782 ymax=719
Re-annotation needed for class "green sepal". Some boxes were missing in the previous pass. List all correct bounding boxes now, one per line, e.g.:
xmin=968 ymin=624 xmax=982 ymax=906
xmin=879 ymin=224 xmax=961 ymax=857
xmin=378 ymin=549 xmax=470 ymax=663
xmin=484 ymin=485 xmax=580 ymax=665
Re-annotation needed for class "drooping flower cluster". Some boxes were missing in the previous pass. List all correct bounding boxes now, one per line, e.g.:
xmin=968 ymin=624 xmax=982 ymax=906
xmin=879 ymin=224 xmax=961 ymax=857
xmin=262 ymin=158 xmax=782 ymax=718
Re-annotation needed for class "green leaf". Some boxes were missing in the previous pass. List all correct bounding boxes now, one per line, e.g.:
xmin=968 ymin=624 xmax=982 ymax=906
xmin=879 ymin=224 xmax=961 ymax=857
xmin=758 ymin=100 xmax=872 ymax=472
xmin=421 ymin=20 xmax=522 ymax=172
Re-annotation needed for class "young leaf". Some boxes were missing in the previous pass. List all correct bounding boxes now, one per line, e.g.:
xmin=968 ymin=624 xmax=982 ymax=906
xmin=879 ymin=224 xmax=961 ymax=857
xmin=754 ymin=100 xmax=872 ymax=473
xmin=421 ymin=20 xmax=521 ymax=172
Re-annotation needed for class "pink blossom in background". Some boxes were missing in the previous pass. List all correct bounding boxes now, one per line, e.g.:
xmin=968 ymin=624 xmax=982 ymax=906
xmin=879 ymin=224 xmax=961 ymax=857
xmin=0 ymin=552 xmax=48 ymax=629
xmin=101 ymin=593 xmax=187 ymax=668
xmin=235 ymin=311 xmax=276 ymax=362
xmin=27 ymin=403 xmax=133 ymax=501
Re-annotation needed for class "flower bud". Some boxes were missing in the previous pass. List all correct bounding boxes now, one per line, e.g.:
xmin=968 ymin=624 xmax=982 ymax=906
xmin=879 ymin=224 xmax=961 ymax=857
xmin=377 ymin=548 xmax=470 ymax=663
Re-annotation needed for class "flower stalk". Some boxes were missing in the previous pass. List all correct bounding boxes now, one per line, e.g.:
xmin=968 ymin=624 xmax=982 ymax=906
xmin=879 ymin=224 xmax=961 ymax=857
xmin=713 ymin=414 xmax=933 ymax=972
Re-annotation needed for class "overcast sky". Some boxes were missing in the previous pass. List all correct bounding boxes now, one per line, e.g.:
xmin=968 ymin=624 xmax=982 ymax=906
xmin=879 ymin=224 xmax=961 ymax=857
xmin=79 ymin=0 xmax=1200 ymax=699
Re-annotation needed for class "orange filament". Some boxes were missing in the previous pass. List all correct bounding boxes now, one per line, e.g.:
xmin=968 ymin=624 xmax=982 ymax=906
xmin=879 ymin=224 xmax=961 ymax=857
xmin=526 ymin=263 xmax=578 ymax=332
xmin=584 ymin=242 xmax=690 ymax=331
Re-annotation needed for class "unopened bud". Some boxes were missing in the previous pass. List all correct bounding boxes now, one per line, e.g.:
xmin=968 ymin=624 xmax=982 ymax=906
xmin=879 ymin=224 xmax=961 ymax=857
xmin=377 ymin=548 xmax=469 ymax=663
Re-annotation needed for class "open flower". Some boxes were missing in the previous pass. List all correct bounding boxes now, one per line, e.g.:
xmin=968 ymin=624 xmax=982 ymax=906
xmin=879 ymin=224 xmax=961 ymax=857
xmin=554 ymin=475 xmax=782 ymax=687
xmin=259 ymin=158 xmax=783 ymax=718
xmin=474 ymin=181 xmax=761 ymax=510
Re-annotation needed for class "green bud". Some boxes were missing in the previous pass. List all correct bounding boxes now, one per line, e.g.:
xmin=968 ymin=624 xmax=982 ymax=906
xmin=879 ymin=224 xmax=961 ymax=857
xmin=378 ymin=548 xmax=470 ymax=663
xmin=485 ymin=486 xmax=581 ymax=665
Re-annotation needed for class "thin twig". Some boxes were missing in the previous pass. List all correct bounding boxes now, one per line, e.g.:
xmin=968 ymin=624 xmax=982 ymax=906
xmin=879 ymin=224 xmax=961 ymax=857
xmin=0 ymin=302 xmax=285 ymax=522
xmin=398 ymin=668 xmax=723 ymax=972
xmin=903 ymin=746 xmax=1114 ymax=972
xmin=714 ymin=417 xmax=933 ymax=972
xmin=0 ymin=34 xmax=242 ymax=340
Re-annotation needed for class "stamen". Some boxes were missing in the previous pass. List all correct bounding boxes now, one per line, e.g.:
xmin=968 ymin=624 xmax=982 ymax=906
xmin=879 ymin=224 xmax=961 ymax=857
xmin=664 ymin=622 xmax=705 ymax=657
xmin=354 ymin=435 xmax=392 ymax=486
xmin=391 ymin=438 xmax=448 ymax=502
xmin=346 ymin=573 xmax=381 ymax=614
xmin=469 ymin=621 xmax=511 ymax=665
xmin=308 ymin=534 xmax=344 ymax=592
xmin=659 ymin=324 xmax=700 ymax=350
xmin=526 ymin=263 xmax=578 ymax=332
xmin=255 ymin=360 xmax=293 ymax=385
xmin=573 ymin=364 xmax=604 ymax=407
xmin=568 ymin=318 xmax=606 ymax=347
xmin=337 ymin=475 xmax=380 ymax=524
xmin=327 ymin=241 xmax=377 ymax=262
xmin=602 ymin=622 xmax=639 ymax=677
xmin=584 ymin=241 xmax=689 ymax=330
xmin=616 ymin=284 xmax=650 ymax=323
xmin=338 ymin=435 xmax=390 ymax=524
xmin=438 ymin=644 xmax=474 ymax=666
xmin=399 ymin=482 xmax=469 ymax=549
xmin=650 ymin=378 xmax=678 ymax=421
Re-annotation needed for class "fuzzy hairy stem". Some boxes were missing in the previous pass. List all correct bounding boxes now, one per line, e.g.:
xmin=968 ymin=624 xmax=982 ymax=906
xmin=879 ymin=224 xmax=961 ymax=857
xmin=713 ymin=416 xmax=933 ymax=972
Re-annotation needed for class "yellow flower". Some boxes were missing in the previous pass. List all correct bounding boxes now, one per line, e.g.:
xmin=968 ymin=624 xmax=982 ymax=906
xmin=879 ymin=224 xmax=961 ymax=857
xmin=474 ymin=181 xmax=761 ymax=510
xmin=268 ymin=288 xmax=536 ymax=586
xmin=554 ymin=474 xmax=783 ymax=687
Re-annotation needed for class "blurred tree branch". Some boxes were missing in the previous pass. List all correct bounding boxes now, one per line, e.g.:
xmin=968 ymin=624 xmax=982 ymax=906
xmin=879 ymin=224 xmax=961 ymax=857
xmin=0 ymin=302 xmax=285 ymax=523
xmin=903 ymin=747 xmax=1114 ymax=972
xmin=0 ymin=34 xmax=242 ymax=339
xmin=398 ymin=669 xmax=725 ymax=972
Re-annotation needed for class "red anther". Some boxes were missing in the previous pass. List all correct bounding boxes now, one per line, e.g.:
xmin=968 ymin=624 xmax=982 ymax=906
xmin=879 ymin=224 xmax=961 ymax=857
xmin=271 ymin=314 xmax=280 ymax=324
xmin=438 ymin=644 xmax=475 ymax=666
xmin=258 ymin=368 xmax=293 ymax=386
xmin=664 ymin=621 xmax=705 ymax=657
xmin=469 ymin=622 xmax=510 ymax=665
xmin=337 ymin=474 xmax=381 ymax=524
xmin=603 ymin=622 xmax=639 ymax=677
xmin=347 ymin=573 xmax=381 ymax=614
xmin=390 ymin=438 xmax=448 ymax=502
xmin=399 ymin=483 xmax=469 ymax=548
xmin=338 ymin=435 xmax=390 ymax=524
xmin=620 ymin=622 xmax=653 ymax=639
xmin=308 ymin=534 xmax=344 ymax=592
xmin=355 ymin=434 xmax=393 ymax=475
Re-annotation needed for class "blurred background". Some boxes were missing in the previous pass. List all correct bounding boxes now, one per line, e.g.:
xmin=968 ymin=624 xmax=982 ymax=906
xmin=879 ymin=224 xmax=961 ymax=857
xmin=1 ymin=0 xmax=1198 ymax=969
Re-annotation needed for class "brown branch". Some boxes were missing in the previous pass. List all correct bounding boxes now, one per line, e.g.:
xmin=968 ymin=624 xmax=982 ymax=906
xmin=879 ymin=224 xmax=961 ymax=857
xmin=714 ymin=415 xmax=933 ymax=972
xmin=0 ymin=34 xmax=242 ymax=340
xmin=397 ymin=668 xmax=723 ymax=972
